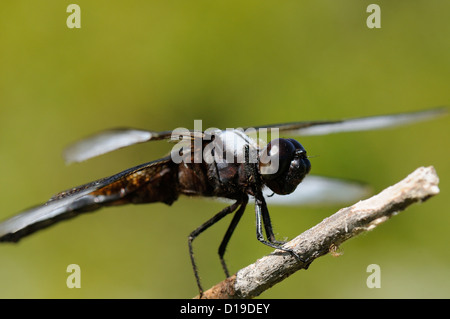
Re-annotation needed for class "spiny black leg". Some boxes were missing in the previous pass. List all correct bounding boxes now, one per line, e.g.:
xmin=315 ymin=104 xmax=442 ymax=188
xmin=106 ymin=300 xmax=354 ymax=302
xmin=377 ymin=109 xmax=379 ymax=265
xmin=254 ymin=195 xmax=306 ymax=263
xmin=244 ymin=145 xmax=285 ymax=245
xmin=260 ymin=197 xmax=286 ymax=245
xmin=188 ymin=200 xmax=241 ymax=297
xmin=218 ymin=195 xmax=248 ymax=278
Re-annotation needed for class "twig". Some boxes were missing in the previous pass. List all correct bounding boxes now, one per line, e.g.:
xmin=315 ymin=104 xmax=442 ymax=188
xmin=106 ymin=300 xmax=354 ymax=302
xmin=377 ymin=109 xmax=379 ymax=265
xmin=195 ymin=166 xmax=440 ymax=299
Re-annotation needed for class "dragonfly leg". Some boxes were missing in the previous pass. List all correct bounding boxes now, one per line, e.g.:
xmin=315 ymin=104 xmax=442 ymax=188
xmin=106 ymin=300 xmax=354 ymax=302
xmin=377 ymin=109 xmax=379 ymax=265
xmin=254 ymin=195 xmax=306 ymax=263
xmin=188 ymin=200 xmax=241 ymax=297
xmin=218 ymin=195 xmax=248 ymax=278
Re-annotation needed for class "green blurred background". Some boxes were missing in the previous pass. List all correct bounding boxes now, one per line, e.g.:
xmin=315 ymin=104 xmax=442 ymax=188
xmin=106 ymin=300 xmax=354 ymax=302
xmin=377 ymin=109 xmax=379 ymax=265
xmin=0 ymin=1 xmax=449 ymax=298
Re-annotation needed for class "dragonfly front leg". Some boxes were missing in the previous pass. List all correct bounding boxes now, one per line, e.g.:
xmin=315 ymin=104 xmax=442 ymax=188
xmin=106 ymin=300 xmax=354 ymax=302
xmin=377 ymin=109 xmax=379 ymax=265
xmin=254 ymin=194 xmax=306 ymax=263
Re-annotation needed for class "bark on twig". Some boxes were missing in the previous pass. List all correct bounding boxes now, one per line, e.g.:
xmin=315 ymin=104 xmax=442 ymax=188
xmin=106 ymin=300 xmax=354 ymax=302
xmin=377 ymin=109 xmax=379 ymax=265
xmin=195 ymin=166 xmax=440 ymax=299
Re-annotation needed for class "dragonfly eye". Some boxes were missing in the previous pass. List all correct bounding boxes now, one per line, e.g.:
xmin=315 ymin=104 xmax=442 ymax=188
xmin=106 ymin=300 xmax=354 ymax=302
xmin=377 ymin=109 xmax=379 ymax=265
xmin=260 ymin=138 xmax=294 ymax=179
xmin=260 ymin=138 xmax=311 ymax=195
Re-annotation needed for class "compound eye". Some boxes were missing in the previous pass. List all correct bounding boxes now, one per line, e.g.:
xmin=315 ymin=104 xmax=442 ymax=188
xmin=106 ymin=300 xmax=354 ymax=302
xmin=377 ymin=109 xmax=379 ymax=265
xmin=286 ymin=138 xmax=306 ymax=153
xmin=260 ymin=138 xmax=296 ymax=179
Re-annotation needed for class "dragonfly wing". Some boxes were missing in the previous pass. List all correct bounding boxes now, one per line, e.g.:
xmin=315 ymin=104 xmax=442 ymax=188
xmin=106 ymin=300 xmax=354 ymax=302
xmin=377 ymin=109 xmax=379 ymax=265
xmin=63 ymin=128 xmax=208 ymax=164
xmin=263 ymin=175 xmax=372 ymax=206
xmin=0 ymin=158 xmax=172 ymax=242
xmin=63 ymin=128 xmax=175 ymax=163
xmin=252 ymin=107 xmax=447 ymax=136
xmin=0 ymin=187 xmax=100 ymax=242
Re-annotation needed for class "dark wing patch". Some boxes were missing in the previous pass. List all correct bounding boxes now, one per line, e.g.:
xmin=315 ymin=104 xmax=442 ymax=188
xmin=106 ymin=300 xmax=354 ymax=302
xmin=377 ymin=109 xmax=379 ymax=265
xmin=0 ymin=157 xmax=174 ymax=242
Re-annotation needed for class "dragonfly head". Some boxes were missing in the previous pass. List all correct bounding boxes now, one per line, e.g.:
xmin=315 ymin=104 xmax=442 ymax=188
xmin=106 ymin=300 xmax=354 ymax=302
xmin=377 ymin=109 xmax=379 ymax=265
xmin=259 ymin=138 xmax=311 ymax=195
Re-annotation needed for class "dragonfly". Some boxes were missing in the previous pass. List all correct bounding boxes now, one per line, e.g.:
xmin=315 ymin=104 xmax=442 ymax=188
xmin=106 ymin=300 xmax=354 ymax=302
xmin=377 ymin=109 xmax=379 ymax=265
xmin=0 ymin=107 xmax=446 ymax=295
